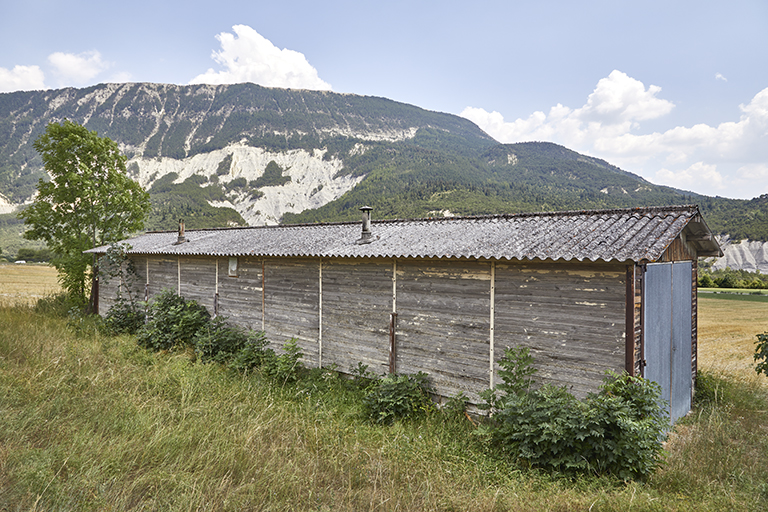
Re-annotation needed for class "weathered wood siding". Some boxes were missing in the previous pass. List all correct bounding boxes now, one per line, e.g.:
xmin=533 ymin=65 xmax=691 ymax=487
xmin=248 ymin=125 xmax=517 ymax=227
xmin=147 ymin=256 xmax=178 ymax=298
xmin=217 ymin=257 xmax=263 ymax=331
xmin=395 ymin=259 xmax=491 ymax=402
xmin=106 ymin=253 xmax=642 ymax=402
xmin=98 ymin=255 xmax=146 ymax=314
xmin=633 ymin=265 xmax=644 ymax=377
xmin=264 ymin=258 xmax=319 ymax=362
xmin=493 ymin=261 xmax=626 ymax=398
xmin=179 ymin=256 xmax=216 ymax=312
xmin=321 ymin=259 xmax=392 ymax=374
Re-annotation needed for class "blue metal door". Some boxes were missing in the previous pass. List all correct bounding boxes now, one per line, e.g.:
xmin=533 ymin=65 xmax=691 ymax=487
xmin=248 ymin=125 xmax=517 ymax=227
xmin=643 ymin=261 xmax=692 ymax=424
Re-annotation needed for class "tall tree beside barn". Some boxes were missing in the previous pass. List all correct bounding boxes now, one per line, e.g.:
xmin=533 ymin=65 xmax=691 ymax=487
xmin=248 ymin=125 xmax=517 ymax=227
xmin=19 ymin=120 xmax=151 ymax=311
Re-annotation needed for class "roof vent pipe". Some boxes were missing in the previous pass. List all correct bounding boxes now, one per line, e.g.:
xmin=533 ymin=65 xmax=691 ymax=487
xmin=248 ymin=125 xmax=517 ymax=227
xmin=356 ymin=206 xmax=374 ymax=245
xmin=174 ymin=219 xmax=187 ymax=245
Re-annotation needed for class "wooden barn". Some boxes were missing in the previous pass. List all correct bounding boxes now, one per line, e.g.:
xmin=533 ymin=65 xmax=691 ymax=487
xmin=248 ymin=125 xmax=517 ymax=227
xmin=91 ymin=205 xmax=722 ymax=422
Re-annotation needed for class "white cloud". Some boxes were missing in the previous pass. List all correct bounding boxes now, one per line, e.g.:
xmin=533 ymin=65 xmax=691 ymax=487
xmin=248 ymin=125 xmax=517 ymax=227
xmin=0 ymin=64 xmax=46 ymax=92
xmin=462 ymin=71 xmax=768 ymax=199
xmin=462 ymin=70 xmax=674 ymax=151
xmin=189 ymin=25 xmax=331 ymax=91
xmin=48 ymin=50 xmax=111 ymax=86
xmin=655 ymin=162 xmax=723 ymax=192
xmin=107 ymin=71 xmax=133 ymax=83
xmin=716 ymin=72 xmax=728 ymax=82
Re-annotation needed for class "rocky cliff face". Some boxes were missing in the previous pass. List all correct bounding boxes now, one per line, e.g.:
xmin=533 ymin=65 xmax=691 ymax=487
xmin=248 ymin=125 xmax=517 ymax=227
xmin=711 ymin=238 xmax=768 ymax=273
xmin=131 ymin=145 xmax=363 ymax=225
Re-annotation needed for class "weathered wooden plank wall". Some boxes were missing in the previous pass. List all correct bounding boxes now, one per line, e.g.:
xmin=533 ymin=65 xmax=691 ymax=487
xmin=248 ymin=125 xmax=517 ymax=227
xmin=217 ymin=257 xmax=263 ymax=331
xmin=147 ymin=256 xmax=178 ymax=298
xmin=321 ymin=259 xmax=392 ymax=374
xmin=493 ymin=261 xmax=626 ymax=398
xmin=264 ymin=258 xmax=320 ymax=362
xmin=98 ymin=255 xmax=147 ymax=313
xmin=633 ymin=265 xmax=644 ymax=377
xmin=395 ymin=260 xmax=491 ymax=403
xmin=179 ymin=256 xmax=216 ymax=313
xmin=101 ymin=253 xmax=640 ymax=401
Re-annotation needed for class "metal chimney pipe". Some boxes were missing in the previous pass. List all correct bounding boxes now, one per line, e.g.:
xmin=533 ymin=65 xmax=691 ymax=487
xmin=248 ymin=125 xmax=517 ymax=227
xmin=174 ymin=219 xmax=187 ymax=245
xmin=356 ymin=206 xmax=373 ymax=244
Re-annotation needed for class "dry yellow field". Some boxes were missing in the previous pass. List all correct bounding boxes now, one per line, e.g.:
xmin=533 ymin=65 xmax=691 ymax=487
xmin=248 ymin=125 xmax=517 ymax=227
xmin=697 ymin=295 xmax=768 ymax=384
xmin=0 ymin=263 xmax=61 ymax=306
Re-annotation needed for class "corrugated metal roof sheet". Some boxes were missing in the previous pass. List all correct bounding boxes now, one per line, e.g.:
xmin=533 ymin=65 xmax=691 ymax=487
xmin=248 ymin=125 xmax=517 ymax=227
xmin=89 ymin=205 xmax=722 ymax=263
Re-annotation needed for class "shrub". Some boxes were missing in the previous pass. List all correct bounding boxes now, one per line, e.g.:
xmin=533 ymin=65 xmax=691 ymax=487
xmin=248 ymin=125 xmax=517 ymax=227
xmin=136 ymin=290 xmax=210 ymax=351
xmin=194 ymin=317 xmax=268 ymax=364
xmin=694 ymin=370 xmax=719 ymax=406
xmin=262 ymin=338 xmax=304 ymax=384
xmin=228 ymin=330 xmax=272 ymax=373
xmin=363 ymin=372 xmax=435 ymax=424
xmin=480 ymin=348 xmax=668 ymax=481
xmin=104 ymin=299 xmax=145 ymax=335
xmin=755 ymin=332 xmax=768 ymax=377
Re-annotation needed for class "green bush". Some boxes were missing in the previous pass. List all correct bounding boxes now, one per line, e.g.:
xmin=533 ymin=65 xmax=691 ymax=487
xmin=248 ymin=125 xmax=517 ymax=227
xmin=228 ymin=330 xmax=272 ymax=373
xmin=104 ymin=299 xmax=145 ymax=335
xmin=755 ymin=332 xmax=768 ymax=377
xmin=480 ymin=348 xmax=668 ymax=481
xmin=194 ymin=316 xmax=254 ymax=364
xmin=136 ymin=290 xmax=210 ymax=351
xmin=262 ymin=338 xmax=305 ymax=384
xmin=363 ymin=372 xmax=435 ymax=424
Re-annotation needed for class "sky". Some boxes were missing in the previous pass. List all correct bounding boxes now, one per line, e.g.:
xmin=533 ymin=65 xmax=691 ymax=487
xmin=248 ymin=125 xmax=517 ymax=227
xmin=1 ymin=0 xmax=766 ymax=200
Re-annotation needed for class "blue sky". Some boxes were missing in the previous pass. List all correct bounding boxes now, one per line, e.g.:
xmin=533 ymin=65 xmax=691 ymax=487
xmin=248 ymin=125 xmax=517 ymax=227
xmin=1 ymin=0 xmax=766 ymax=199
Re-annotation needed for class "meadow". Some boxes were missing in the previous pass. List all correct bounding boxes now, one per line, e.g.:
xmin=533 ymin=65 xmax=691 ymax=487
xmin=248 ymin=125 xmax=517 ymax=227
xmin=0 ymin=263 xmax=60 ymax=306
xmin=0 ymin=266 xmax=766 ymax=511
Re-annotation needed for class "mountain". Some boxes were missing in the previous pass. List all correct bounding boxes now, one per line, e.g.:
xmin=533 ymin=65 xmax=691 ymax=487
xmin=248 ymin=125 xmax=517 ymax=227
xmin=0 ymin=83 xmax=766 ymax=258
xmin=0 ymin=82 xmax=495 ymax=228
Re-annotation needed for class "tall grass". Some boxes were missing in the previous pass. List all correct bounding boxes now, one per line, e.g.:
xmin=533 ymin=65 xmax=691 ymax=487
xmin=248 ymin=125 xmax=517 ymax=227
xmin=1 ymin=300 xmax=767 ymax=511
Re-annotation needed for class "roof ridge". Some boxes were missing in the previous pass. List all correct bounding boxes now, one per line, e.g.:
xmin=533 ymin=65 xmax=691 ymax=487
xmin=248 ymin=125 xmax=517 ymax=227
xmin=144 ymin=205 xmax=701 ymax=234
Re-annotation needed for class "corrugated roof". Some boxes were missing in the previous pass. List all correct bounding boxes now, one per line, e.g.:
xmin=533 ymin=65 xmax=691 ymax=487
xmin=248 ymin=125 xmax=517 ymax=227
xmin=88 ymin=205 xmax=723 ymax=263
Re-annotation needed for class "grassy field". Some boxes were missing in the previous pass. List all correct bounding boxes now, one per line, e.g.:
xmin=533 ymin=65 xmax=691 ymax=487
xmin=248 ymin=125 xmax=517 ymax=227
xmin=0 ymin=263 xmax=60 ymax=306
xmin=0 ymin=269 xmax=767 ymax=511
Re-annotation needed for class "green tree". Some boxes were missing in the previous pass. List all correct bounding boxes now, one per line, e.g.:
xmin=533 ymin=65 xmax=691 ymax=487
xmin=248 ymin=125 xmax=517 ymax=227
xmin=19 ymin=120 xmax=151 ymax=311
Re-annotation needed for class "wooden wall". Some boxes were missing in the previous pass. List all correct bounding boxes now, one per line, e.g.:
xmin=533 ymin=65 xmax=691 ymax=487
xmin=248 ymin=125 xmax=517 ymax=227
xmin=217 ymin=257 xmax=263 ymax=332
xmin=264 ymin=258 xmax=319 ymax=363
xmin=321 ymin=259 xmax=392 ymax=374
xmin=98 ymin=255 xmax=146 ymax=314
xmin=147 ymin=256 xmax=178 ymax=298
xmin=179 ymin=256 xmax=216 ymax=313
xmin=396 ymin=259 xmax=492 ymax=402
xmin=101 ymin=254 xmax=633 ymax=401
xmin=493 ymin=261 xmax=626 ymax=398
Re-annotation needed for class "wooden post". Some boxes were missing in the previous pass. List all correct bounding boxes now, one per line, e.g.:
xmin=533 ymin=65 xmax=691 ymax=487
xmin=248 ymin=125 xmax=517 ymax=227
xmin=261 ymin=259 xmax=266 ymax=332
xmin=625 ymin=264 xmax=635 ymax=376
xmin=390 ymin=259 xmax=397 ymax=374
xmin=489 ymin=260 xmax=496 ymax=389
xmin=177 ymin=256 xmax=181 ymax=296
xmin=389 ymin=312 xmax=398 ymax=374
xmin=214 ymin=258 xmax=219 ymax=317
xmin=318 ymin=258 xmax=323 ymax=368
